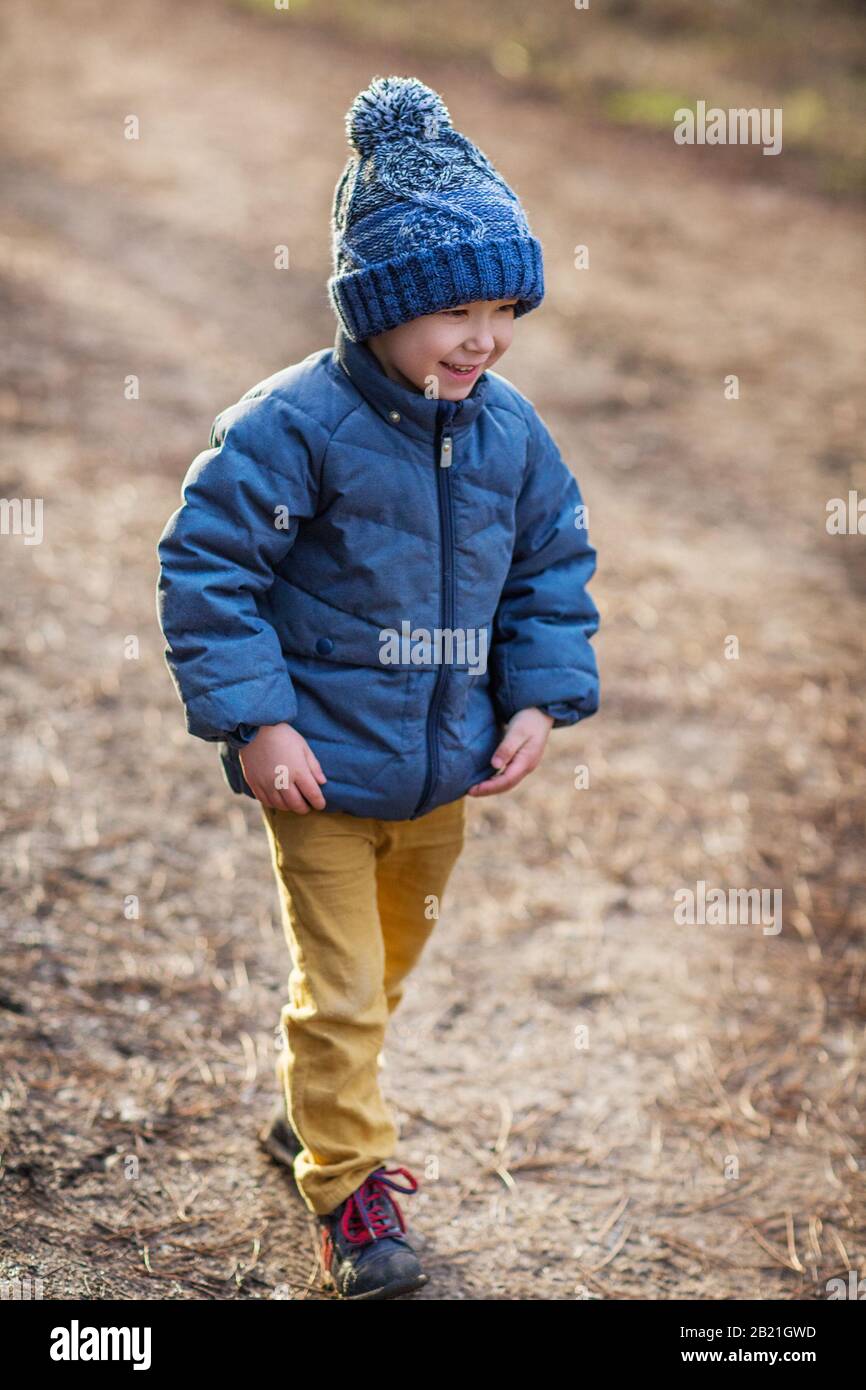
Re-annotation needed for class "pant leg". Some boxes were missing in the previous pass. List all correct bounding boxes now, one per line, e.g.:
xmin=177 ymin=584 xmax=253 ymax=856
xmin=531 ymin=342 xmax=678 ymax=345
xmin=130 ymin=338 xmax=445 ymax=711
xmin=376 ymin=797 xmax=467 ymax=1018
xmin=261 ymin=805 xmax=398 ymax=1216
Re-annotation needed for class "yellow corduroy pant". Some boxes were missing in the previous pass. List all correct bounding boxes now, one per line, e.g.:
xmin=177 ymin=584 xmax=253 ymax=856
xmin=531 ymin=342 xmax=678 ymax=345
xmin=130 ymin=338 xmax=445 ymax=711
xmin=261 ymin=795 xmax=467 ymax=1216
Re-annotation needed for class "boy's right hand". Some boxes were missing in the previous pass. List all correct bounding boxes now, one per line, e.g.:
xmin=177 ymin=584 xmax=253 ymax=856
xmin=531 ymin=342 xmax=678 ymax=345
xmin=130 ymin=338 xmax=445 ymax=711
xmin=239 ymin=723 xmax=327 ymax=813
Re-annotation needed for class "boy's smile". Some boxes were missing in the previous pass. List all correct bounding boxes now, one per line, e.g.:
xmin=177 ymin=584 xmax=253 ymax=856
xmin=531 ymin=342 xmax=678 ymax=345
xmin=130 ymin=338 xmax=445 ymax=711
xmin=366 ymin=298 xmax=518 ymax=400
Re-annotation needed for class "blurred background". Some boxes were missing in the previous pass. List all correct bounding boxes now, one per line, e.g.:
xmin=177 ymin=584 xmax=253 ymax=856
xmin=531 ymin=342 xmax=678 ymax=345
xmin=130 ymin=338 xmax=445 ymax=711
xmin=1 ymin=0 xmax=864 ymax=1301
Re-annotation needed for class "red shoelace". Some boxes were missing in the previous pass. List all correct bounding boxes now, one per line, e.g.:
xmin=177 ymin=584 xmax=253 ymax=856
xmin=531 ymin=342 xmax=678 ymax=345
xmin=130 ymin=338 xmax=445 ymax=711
xmin=339 ymin=1166 xmax=420 ymax=1245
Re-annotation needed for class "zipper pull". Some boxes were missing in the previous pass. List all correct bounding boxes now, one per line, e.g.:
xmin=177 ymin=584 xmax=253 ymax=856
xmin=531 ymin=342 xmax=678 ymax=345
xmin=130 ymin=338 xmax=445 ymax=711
xmin=439 ymin=434 xmax=453 ymax=468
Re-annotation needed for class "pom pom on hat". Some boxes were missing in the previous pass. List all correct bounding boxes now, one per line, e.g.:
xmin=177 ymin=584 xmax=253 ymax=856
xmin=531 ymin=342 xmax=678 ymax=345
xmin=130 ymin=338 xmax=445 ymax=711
xmin=346 ymin=75 xmax=452 ymax=156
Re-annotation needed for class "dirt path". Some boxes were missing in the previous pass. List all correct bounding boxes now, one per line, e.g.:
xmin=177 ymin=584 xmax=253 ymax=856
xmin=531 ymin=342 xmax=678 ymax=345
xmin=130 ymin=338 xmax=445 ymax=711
xmin=1 ymin=0 xmax=864 ymax=1300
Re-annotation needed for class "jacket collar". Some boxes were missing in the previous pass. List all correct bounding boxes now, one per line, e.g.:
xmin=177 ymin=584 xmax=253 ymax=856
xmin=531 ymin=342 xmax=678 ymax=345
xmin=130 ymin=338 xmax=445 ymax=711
xmin=331 ymin=323 xmax=490 ymax=442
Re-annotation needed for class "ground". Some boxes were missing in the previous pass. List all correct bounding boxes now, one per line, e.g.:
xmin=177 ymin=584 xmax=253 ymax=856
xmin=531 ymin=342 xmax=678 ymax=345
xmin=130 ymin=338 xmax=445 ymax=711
xmin=0 ymin=0 xmax=864 ymax=1300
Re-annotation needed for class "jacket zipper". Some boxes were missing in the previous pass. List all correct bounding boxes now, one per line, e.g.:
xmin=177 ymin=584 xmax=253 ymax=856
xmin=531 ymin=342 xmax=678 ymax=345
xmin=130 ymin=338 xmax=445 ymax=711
xmin=410 ymin=399 xmax=460 ymax=818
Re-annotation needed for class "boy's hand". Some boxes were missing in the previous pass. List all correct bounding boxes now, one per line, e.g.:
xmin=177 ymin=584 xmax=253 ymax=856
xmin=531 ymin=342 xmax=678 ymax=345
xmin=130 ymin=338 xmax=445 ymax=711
xmin=467 ymin=707 xmax=555 ymax=798
xmin=239 ymin=723 xmax=327 ymax=813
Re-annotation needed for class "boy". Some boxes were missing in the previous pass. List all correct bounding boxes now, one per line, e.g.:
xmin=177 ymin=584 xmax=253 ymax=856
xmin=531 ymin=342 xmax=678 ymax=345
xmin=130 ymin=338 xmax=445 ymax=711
xmin=156 ymin=75 xmax=600 ymax=1300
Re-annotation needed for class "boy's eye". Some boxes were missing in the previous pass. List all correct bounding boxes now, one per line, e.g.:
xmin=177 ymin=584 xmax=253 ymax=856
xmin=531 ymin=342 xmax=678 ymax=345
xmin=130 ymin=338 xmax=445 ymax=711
xmin=441 ymin=303 xmax=517 ymax=317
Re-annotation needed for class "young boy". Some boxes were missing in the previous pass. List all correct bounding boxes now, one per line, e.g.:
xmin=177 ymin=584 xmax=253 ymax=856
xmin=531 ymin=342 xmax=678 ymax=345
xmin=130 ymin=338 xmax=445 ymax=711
xmin=156 ymin=75 xmax=600 ymax=1300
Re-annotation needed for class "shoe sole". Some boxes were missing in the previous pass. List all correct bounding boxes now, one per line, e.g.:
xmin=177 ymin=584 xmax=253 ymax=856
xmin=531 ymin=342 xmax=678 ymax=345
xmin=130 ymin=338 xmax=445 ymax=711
xmin=323 ymin=1271 xmax=429 ymax=1301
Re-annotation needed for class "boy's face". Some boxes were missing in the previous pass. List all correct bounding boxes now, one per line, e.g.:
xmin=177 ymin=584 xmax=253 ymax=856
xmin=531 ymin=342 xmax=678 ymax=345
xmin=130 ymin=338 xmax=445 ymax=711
xmin=366 ymin=298 xmax=518 ymax=400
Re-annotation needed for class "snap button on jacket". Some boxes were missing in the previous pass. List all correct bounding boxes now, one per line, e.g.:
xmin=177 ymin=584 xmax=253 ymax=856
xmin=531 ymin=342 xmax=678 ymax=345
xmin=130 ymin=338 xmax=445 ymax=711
xmin=156 ymin=326 xmax=600 ymax=820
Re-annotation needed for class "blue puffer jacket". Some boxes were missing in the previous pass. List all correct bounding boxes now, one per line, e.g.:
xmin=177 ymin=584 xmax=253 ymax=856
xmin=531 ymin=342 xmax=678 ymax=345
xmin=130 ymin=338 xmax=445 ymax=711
xmin=156 ymin=325 xmax=600 ymax=820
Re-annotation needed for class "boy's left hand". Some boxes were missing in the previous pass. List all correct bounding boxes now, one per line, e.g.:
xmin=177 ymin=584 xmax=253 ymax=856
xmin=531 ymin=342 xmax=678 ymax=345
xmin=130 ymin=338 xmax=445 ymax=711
xmin=467 ymin=707 xmax=555 ymax=797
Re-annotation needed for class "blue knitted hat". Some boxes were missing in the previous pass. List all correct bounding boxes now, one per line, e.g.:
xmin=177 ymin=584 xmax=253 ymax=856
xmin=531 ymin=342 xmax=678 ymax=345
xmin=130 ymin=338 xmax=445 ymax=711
xmin=327 ymin=75 xmax=545 ymax=342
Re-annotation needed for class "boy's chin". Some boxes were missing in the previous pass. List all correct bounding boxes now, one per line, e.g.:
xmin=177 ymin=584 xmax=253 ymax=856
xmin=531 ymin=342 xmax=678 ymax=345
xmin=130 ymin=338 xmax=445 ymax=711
xmin=434 ymin=375 xmax=477 ymax=398
xmin=401 ymin=364 xmax=479 ymax=397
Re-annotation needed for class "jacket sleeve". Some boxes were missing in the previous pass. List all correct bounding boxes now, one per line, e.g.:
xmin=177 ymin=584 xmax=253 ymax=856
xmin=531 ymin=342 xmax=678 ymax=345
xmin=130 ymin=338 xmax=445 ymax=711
xmin=156 ymin=391 xmax=323 ymax=746
xmin=490 ymin=407 xmax=600 ymax=729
